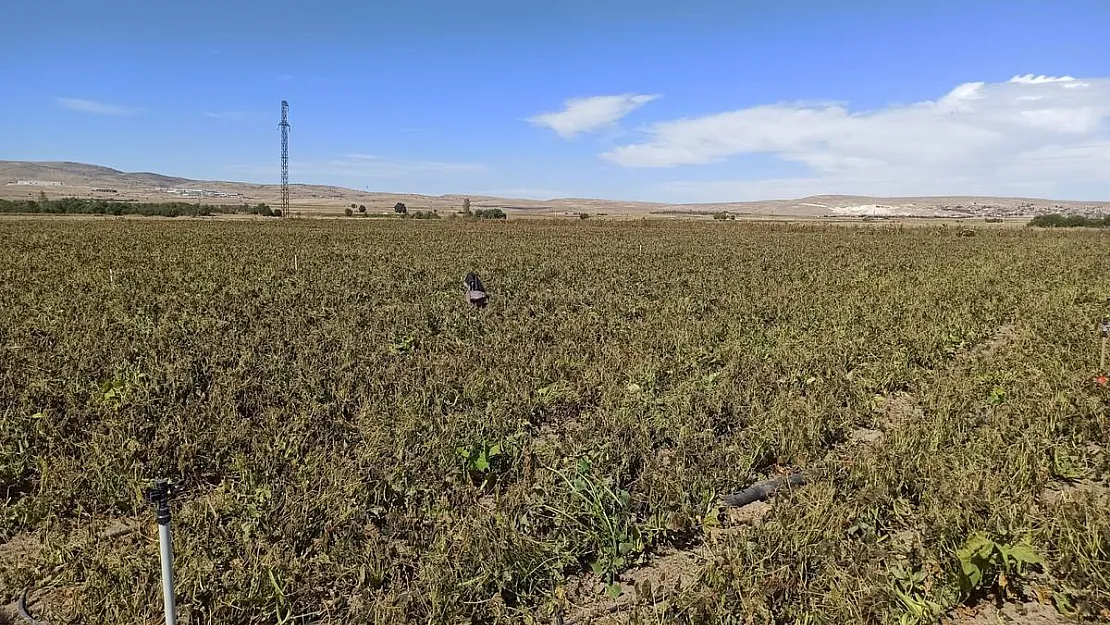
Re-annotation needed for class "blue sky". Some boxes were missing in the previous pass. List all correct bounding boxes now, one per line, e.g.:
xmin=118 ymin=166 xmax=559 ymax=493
xmin=2 ymin=0 xmax=1109 ymax=202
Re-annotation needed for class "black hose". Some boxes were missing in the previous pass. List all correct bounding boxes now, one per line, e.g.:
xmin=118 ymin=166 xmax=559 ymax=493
xmin=721 ymin=472 xmax=806 ymax=507
xmin=18 ymin=588 xmax=47 ymax=625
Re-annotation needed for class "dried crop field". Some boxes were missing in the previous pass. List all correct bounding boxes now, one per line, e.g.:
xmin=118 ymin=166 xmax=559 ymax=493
xmin=1 ymin=219 xmax=1108 ymax=624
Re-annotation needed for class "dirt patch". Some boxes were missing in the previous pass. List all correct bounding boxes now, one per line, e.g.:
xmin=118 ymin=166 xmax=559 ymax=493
xmin=875 ymin=392 xmax=926 ymax=429
xmin=0 ymin=533 xmax=40 ymax=566
xmin=0 ymin=522 xmax=139 ymax=625
xmin=562 ymin=498 xmax=773 ymax=624
xmin=0 ymin=588 xmax=49 ymax=625
xmin=0 ymin=602 xmax=16 ymax=625
xmin=1042 ymin=479 xmax=1110 ymax=506
xmin=563 ymin=547 xmax=704 ymax=624
xmin=959 ymin=323 xmax=1017 ymax=363
xmin=944 ymin=599 xmax=1071 ymax=625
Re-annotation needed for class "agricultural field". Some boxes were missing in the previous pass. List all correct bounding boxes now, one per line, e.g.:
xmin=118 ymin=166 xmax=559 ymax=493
xmin=1 ymin=218 xmax=1108 ymax=625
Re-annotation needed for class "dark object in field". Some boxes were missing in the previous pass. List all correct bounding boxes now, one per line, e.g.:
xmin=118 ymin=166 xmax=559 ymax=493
xmin=722 ymin=472 xmax=806 ymax=507
xmin=18 ymin=588 xmax=46 ymax=624
xmin=463 ymin=272 xmax=488 ymax=308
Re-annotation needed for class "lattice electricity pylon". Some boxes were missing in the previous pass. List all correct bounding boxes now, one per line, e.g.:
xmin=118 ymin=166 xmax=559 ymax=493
xmin=279 ymin=100 xmax=290 ymax=217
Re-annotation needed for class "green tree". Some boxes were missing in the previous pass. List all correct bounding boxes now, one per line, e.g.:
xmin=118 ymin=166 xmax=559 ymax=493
xmin=394 ymin=202 xmax=408 ymax=215
xmin=358 ymin=205 xmax=367 ymax=213
xmin=473 ymin=208 xmax=506 ymax=220
xmin=345 ymin=207 xmax=353 ymax=217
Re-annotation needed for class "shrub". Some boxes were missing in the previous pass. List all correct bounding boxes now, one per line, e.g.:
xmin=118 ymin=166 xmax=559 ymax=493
xmin=473 ymin=208 xmax=507 ymax=220
xmin=394 ymin=202 xmax=408 ymax=215
xmin=345 ymin=208 xmax=353 ymax=217
xmin=358 ymin=205 xmax=366 ymax=213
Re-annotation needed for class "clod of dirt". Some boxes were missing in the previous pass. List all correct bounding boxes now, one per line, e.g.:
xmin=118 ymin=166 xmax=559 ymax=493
xmin=887 ymin=528 xmax=922 ymax=554
xmin=849 ymin=427 xmax=885 ymax=445
xmin=725 ymin=500 xmax=772 ymax=527
xmin=623 ymin=549 xmax=702 ymax=600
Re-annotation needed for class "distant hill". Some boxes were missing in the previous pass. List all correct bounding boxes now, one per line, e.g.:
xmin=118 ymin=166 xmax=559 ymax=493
xmin=0 ymin=161 xmax=190 ymax=189
xmin=2 ymin=160 xmax=1109 ymax=219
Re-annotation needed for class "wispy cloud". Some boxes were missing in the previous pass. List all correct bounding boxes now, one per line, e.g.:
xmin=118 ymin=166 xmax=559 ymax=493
xmin=336 ymin=153 xmax=486 ymax=176
xmin=481 ymin=187 xmax=569 ymax=200
xmin=599 ymin=75 xmax=1110 ymax=201
xmin=203 ymin=111 xmax=261 ymax=122
xmin=229 ymin=154 xmax=487 ymax=180
xmin=529 ymin=94 xmax=659 ymax=138
xmin=56 ymin=97 xmax=141 ymax=116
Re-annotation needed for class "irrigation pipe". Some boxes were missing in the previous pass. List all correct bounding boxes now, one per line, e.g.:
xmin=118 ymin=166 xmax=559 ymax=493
xmin=17 ymin=588 xmax=46 ymax=625
xmin=721 ymin=472 xmax=807 ymax=508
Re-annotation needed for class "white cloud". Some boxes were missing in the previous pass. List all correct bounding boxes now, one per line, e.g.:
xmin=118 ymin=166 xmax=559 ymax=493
xmin=602 ymin=76 xmax=1110 ymax=200
xmin=57 ymin=97 xmax=140 ymax=115
xmin=529 ymin=94 xmax=659 ymax=138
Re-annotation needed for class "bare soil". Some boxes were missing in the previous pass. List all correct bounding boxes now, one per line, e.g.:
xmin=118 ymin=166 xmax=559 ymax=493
xmin=944 ymin=599 xmax=1073 ymax=625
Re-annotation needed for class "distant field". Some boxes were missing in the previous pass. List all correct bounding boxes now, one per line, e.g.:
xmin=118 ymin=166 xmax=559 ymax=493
xmin=1 ymin=220 xmax=1108 ymax=624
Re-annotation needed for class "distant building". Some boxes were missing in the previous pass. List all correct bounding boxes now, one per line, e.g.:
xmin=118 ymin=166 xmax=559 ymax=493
xmin=166 ymin=187 xmax=240 ymax=198
xmin=9 ymin=180 xmax=63 ymax=186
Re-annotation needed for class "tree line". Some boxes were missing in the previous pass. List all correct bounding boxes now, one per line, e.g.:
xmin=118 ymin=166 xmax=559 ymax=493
xmin=1028 ymin=213 xmax=1110 ymax=228
xmin=0 ymin=196 xmax=280 ymax=217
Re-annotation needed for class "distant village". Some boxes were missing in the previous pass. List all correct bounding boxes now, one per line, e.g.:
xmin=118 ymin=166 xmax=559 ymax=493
xmin=164 ymin=187 xmax=241 ymax=198
xmin=5 ymin=180 xmax=242 ymax=200
xmin=934 ymin=201 xmax=1110 ymax=218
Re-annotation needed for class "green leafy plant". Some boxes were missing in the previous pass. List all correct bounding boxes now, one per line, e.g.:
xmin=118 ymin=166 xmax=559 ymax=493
xmin=547 ymin=459 xmax=645 ymax=591
xmin=1049 ymin=448 xmax=1084 ymax=480
xmin=389 ymin=334 xmax=417 ymax=355
xmin=956 ymin=533 xmax=1044 ymax=600
xmin=456 ymin=441 xmax=508 ymax=490
xmin=890 ymin=564 xmax=946 ymax=625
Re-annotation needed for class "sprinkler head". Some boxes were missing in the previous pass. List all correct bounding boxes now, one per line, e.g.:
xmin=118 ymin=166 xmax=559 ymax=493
xmin=143 ymin=480 xmax=184 ymax=523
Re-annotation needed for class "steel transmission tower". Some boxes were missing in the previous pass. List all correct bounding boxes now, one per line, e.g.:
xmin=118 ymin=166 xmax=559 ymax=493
xmin=279 ymin=100 xmax=290 ymax=217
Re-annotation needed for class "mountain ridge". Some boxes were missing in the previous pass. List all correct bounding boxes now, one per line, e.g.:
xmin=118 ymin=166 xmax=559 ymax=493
xmin=2 ymin=160 xmax=1108 ymax=218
